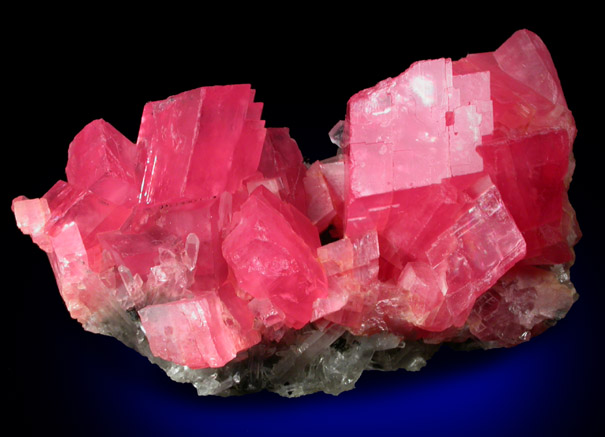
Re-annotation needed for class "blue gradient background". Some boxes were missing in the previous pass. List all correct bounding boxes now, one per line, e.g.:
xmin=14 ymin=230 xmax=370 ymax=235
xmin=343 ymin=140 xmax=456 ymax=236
xmin=7 ymin=17 xmax=602 ymax=436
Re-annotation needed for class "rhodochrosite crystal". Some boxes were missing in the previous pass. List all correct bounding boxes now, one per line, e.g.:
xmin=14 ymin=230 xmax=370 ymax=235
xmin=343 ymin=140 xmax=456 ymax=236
xmin=12 ymin=30 xmax=580 ymax=397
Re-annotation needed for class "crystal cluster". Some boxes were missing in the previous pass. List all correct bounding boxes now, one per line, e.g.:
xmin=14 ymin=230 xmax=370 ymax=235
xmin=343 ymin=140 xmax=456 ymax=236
xmin=12 ymin=29 xmax=579 ymax=397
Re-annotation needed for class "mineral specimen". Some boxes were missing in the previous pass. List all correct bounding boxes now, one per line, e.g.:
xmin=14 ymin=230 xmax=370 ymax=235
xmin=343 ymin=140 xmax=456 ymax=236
xmin=12 ymin=29 xmax=579 ymax=397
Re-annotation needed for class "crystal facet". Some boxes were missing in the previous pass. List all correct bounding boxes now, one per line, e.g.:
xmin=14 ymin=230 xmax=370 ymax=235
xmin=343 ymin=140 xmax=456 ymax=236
xmin=12 ymin=29 xmax=579 ymax=397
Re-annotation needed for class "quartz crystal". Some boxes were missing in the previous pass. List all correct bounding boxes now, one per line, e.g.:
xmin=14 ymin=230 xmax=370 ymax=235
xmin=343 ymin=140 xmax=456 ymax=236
xmin=12 ymin=29 xmax=579 ymax=397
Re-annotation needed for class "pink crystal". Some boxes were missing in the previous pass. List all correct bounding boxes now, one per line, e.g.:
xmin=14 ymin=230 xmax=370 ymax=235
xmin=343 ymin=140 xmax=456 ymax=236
xmin=66 ymin=119 xmax=139 ymax=206
xmin=12 ymin=29 xmax=580 ymax=396
xmin=140 ymin=284 xmax=260 ymax=368
xmin=222 ymin=186 xmax=327 ymax=330
xmin=304 ymin=161 xmax=337 ymax=232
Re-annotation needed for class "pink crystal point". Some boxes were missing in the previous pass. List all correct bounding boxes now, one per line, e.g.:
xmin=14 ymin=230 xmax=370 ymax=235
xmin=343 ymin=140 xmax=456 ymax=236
xmin=11 ymin=30 xmax=580 ymax=397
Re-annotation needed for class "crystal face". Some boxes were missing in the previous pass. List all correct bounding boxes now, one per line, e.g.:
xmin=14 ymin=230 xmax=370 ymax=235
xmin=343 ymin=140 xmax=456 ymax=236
xmin=11 ymin=29 xmax=579 ymax=397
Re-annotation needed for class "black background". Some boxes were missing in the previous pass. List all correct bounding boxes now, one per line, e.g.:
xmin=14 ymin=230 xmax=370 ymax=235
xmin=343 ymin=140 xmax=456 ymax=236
xmin=5 ymin=11 xmax=603 ymax=437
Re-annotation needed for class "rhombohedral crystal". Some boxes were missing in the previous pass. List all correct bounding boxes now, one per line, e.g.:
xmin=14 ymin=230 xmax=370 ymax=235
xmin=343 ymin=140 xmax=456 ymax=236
xmin=13 ymin=29 xmax=580 ymax=397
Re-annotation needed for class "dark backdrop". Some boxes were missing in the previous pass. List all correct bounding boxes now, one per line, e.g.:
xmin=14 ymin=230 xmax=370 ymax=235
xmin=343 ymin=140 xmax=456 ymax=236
xmin=6 ymin=12 xmax=602 ymax=437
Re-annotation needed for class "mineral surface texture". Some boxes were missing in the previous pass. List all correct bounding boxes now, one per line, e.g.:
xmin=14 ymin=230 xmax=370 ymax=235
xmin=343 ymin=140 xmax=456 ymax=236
xmin=13 ymin=29 xmax=580 ymax=397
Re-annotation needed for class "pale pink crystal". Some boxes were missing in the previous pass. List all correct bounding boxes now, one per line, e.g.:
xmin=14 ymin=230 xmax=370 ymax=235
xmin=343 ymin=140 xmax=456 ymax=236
xmin=140 ymin=284 xmax=260 ymax=368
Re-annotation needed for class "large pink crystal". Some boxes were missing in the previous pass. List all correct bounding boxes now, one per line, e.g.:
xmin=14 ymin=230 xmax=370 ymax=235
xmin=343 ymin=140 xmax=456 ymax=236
xmin=12 ymin=29 xmax=580 ymax=396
